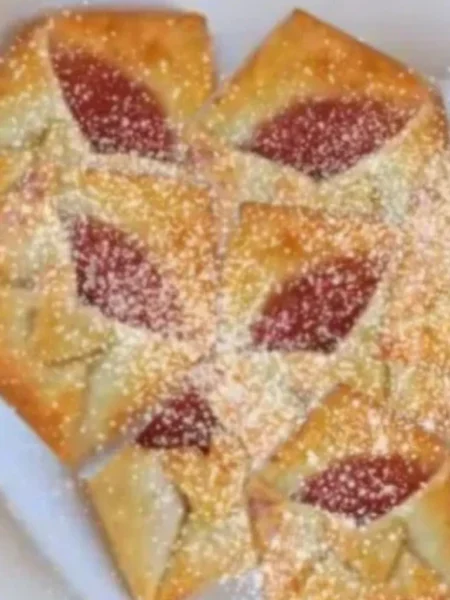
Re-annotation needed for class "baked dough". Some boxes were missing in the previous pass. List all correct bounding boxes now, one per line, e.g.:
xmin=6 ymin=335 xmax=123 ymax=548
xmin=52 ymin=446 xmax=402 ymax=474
xmin=192 ymin=10 xmax=447 ymax=223
xmin=381 ymin=178 xmax=450 ymax=440
xmin=87 ymin=389 xmax=257 ymax=600
xmin=251 ymin=385 xmax=450 ymax=599
xmin=0 ymin=9 xmax=215 ymax=188
xmin=0 ymin=7 xmax=449 ymax=600
xmin=0 ymin=162 xmax=217 ymax=463
xmin=220 ymin=202 xmax=394 ymax=400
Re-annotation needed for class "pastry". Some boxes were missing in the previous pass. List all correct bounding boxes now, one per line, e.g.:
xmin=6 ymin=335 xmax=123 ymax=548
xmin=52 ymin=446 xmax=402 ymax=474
xmin=380 ymin=179 xmax=450 ymax=439
xmin=87 ymin=381 xmax=257 ymax=600
xmin=0 ymin=8 xmax=215 ymax=187
xmin=0 ymin=162 xmax=217 ymax=462
xmin=193 ymin=10 xmax=447 ymax=223
xmin=250 ymin=385 xmax=450 ymax=599
xmin=219 ymin=201 xmax=394 ymax=399
xmin=86 ymin=197 xmax=399 ymax=599
xmin=0 ymin=6 xmax=448 ymax=600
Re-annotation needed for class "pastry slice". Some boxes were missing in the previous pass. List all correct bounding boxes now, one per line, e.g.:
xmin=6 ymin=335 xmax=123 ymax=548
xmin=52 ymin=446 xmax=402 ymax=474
xmin=87 ymin=386 xmax=257 ymax=600
xmin=250 ymin=385 xmax=450 ymax=598
xmin=0 ymin=8 xmax=215 ymax=183
xmin=220 ymin=202 xmax=394 ymax=399
xmin=193 ymin=9 xmax=447 ymax=222
xmin=0 ymin=162 xmax=218 ymax=463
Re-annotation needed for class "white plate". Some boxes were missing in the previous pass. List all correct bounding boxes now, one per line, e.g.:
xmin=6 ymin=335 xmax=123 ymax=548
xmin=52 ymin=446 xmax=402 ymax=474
xmin=0 ymin=2 xmax=449 ymax=599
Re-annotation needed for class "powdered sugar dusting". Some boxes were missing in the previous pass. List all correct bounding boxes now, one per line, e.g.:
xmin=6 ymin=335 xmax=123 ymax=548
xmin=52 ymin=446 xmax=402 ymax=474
xmin=243 ymin=97 xmax=415 ymax=179
xmin=51 ymin=43 xmax=175 ymax=159
xmin=294 ymin=454 xmax=429 ymax=523
xmin=70 ymin=215 xmax=180 ymax=335
xmin=0 ymin=6 xmax=449 ymax=600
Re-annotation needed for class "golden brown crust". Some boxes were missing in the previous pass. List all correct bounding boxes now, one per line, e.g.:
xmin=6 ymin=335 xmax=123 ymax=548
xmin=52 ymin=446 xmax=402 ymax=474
xmin=0 ymin=334 xmax=86 ymax=462
xmin=0 ymin=173 xmax=86 ymax=461
xmin=0 ymin=8 xmax=215 ymax=192
xmin=48 ymin=10 xmax=215 ymax=122
xmin=87 ymin=447 xmax=186 ymax=600
xmin=220 ymin=203 xmax=394 ymax=400
xmin=251 ymin=386 xmax=450 ymax=597
xmin=203 ymin=10 xmax=427 ymax=139
xmin=87 ymin=428 xmax=257 ymax=600
xmin=193 ymin=10 xmax=447 ymax=223
xmin=0 ymin=163 xmax=217 ymax=463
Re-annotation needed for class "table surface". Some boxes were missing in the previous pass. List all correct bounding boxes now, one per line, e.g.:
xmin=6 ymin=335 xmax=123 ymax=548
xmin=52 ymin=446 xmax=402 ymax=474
xmin=0 ymin=496 xmax=79 ymax=600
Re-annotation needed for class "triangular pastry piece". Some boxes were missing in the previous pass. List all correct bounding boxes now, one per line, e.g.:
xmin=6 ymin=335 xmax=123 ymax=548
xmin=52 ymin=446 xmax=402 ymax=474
xmin=220 ymin=202 xmax=394 ymax=399
xmin=250 ymin=385 xmax=450 ymax=597
xmin=87 ymin=390 xmax=257 ymax=600
xmin=0 ymin=165 xmax=217 ymax=463
xmin=193 ymin=10 xmax=446 ymax=223
xmin=87 ymin=448 xmax=185 ymax=600
xmin=0 ymin=8 xmax=215 ymax=187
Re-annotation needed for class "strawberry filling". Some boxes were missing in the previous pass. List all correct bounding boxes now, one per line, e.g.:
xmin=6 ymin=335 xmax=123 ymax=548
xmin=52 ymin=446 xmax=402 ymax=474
xmin=244 ymin=98 xmax=412 ymax=179
xmin=51 ymin=44 xmax=174 ymax=158
xmin=136 ymin=392 xmax=218 ymax=454
xmin=294 ymin=454 xmax=429 ymax=523
xmin=70 ymin=216 xmax=179 ymax=332
xmin=251 ymin=256 xmax=382 ymax=353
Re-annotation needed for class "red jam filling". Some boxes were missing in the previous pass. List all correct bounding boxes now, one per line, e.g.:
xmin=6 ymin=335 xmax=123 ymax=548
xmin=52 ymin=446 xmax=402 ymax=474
xmin=294 ymin=455 xmax=429 ymax=523
xmin=51 ymin=44 xmax=175 ymax=158
xmin=244 ymin=98 xmax=412 ymax=179
xmin=136 ymin=392 xmax=218 ymax=454
xmin=70 ymin=216 xmax=179 ymax=333
xmin=251 ymin=256 xmax=382 ymax=353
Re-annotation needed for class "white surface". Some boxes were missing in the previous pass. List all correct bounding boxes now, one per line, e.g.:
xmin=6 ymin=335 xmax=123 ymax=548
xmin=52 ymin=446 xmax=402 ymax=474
xmin=0 ymin=499 xmax=80 ymax=600
xmin=0 ymin=403 xmax=130 ymax=600
xmin=0 ymin=2 xmax=449 ymax=600
xmin=0 ymin=0 xmax=450 ymax=75
xmin=0 ymin=496 xmax=79 ymax=600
